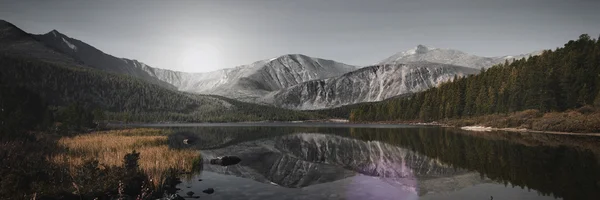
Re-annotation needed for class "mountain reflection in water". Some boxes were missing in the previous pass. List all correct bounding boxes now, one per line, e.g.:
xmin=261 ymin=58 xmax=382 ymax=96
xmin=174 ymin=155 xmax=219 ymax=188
xmin=160 ymin=125 xmax=600 ymax=200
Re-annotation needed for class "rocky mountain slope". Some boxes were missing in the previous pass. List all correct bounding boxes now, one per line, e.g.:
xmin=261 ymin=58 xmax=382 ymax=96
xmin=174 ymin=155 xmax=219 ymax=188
xmin=2 ymin=19 xmax=546 ymax=111
xmin=379 ymin=44 xmax=541 ymax=69
xmin=31 ymin=27 xmax=359 ymax=102
xmin=1 ymin=19 xmax=360 ymax=109
xmin=144 ymin=54 xmax=358 ymax=102
xmin=266 ymin=62 xmax=479 ymax=110
xmin=0 ymin=20 xmax=318 ymax=122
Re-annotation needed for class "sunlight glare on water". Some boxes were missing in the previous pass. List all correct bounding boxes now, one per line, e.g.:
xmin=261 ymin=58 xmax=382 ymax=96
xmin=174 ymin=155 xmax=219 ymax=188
xmin=346 ymin=175 xmax=419 ymax=200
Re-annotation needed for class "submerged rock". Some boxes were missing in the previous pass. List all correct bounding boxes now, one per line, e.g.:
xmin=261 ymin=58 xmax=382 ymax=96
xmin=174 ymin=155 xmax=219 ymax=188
xmin=209 ymin=156 xmax=241 ymax=166
xmin=186 ymin=191 xmax=194 ymax=197
xmin=202 ymin=188 xmax=215 ymax=194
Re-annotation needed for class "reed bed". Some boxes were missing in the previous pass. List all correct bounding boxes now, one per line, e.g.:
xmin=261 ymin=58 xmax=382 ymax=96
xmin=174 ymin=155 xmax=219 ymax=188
xmin=51 ymin=128 xmax=200 ymax=186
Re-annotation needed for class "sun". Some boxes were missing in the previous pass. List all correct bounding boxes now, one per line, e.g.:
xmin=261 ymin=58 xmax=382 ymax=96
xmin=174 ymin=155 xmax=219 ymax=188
xmin=179 ymin=43 xmax=220 ymax=72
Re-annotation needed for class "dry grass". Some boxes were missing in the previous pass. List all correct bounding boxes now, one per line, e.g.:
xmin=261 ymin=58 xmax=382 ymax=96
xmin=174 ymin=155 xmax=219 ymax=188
xmin=51 ymin=128 xmax=200 ymax=187
xmin=531 ymin=110 xmax=600 ymax=133
xmin=445 ymin=106 xmax=600 ymax=133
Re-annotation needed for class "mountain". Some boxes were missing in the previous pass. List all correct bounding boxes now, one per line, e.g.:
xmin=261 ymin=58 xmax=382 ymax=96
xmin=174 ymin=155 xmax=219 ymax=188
xmin=379 ymin=44 xmax=542 ymax=69
xmin=0 ymin=54 xmax=320 ymax=122
xmin=0 ymin=20 xmax=319 ymax=122
xmin=30 ymin=27 xmax=360 ymax=103
xmin=145 ymin=54 xmax=359 ymax=102
xmin=34 ymin=30 xmax=175 ymax=89
xmin=31 ymin=26 xmax=359 ymax=103
xmin=0 ymin=20 xmax=76 ymax=65
xmin=265 ymin=62 xmax=478 ymax=110
xmin=0 ymin=19 xmax=358 ymax=113
xmin=351 ymin=34 xmax=600 ymax=123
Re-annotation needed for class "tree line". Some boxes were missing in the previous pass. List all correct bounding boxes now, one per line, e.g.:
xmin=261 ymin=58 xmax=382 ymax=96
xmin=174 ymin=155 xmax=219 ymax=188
xmin=349 ymin=34 xmax=600 ymax=122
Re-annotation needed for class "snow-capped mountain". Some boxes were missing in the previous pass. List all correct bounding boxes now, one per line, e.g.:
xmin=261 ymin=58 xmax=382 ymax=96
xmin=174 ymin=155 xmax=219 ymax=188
xmin=265 ymin=62 xmax=479 ymax=110
xmin=379 ymin=45 xmax=541 ymax=69
xmin=144 ymin=54 xmax=359 ymax=102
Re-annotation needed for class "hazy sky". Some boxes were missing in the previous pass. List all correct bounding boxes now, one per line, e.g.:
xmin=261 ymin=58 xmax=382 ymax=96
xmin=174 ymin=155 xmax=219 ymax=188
xmin=1 ymin=0 xmax=599 ymax=72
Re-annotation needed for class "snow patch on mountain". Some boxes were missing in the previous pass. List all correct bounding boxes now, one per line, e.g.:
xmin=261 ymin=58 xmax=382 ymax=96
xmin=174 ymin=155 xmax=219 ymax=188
xmin=61 ymin=37 xmax=77 ymax=51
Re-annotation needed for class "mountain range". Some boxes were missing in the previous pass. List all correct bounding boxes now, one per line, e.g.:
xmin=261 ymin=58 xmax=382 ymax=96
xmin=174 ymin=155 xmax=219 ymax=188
xmin=378 ymin=44 xmax=542 ymax=69
xmin=265 ymin=62 xmax=478 ymax=109
xmin=0 ymin=19 xmax=542 ymax=114
xmin=144 ymin=54 xmax=358 ymax=102
xmin=0 ymin=20 xmax=316 ymax=122
xmin=140 ymin=44 xmax=536 ymax=109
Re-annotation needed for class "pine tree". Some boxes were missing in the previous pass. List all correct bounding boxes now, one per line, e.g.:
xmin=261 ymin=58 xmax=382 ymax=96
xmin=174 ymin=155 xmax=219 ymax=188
xmin=349 ymin=34 xmax=600 ymax=122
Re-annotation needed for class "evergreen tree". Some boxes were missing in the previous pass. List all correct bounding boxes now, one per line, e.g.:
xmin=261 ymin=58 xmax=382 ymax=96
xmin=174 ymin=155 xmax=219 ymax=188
xmin=349 ymin=34 xmax=600 ymax=122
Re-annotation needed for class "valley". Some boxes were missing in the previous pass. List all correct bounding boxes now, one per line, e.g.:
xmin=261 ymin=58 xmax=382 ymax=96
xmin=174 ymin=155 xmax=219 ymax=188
xmin=2 ymin=19 xmax=541 ymax=112
xmin=1 ymin=3 xmax=599 ymax=199
xmin=2 ymin=18 xmax=599 ymax=130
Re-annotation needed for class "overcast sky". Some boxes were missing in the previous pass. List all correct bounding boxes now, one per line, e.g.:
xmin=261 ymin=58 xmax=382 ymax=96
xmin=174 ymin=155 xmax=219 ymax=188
xmin=1 ymin=0 xmax=599 ymax=72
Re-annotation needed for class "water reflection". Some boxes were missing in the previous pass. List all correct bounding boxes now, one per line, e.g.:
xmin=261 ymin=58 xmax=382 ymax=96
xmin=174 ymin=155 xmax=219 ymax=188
xmin=348 ymin=128 xmax=600 ymax=200
xmin=162 ymin=125 xmax=600 ymax=200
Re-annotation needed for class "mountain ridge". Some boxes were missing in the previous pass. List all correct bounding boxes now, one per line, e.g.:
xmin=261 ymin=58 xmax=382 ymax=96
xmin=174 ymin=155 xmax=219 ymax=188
xmin=0 ymin=20 xmax=321 ymax=122
xmin=1 ymin=19 xmax=551 ymax=112
xmin=379 ymin=44 xmax=542 ymax=69
xmin=265 ymin=61 xmax=479 ymax=110
xmin=0 ymin=20 xmax=78 ymax=65
xmin=33 ymin=29 xmax=176 ymax=89
xmin=144 ymin=53 xmax=359 ymax=102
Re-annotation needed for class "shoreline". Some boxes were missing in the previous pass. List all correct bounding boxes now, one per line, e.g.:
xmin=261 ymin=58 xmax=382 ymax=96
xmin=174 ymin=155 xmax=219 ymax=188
xmin=106 ymin=119 xmax=599 ymax=136
xmin=104 ymin=118 xmax=351 ymax=125
xmin=349 ymin=120 xmax=600 ymax=136
xmin=459 ymin=125 xmax=600 ymax=136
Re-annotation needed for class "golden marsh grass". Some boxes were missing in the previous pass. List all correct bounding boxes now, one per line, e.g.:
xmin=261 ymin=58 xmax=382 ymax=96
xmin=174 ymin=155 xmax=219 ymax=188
xmin=51 ymin=128 xmax=200 ymax=186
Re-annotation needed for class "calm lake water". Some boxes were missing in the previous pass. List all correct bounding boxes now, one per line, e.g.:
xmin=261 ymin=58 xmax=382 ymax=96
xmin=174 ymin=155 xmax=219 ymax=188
xmin=124 ymin=123 xmax=600 ymax=200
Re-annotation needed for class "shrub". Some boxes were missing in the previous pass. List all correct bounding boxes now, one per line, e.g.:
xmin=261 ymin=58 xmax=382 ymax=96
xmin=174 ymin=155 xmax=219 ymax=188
xmin=576 ymin=105 xmax=596 ymax=114
xmin=444 ymin=107 xmax=600 ymax=133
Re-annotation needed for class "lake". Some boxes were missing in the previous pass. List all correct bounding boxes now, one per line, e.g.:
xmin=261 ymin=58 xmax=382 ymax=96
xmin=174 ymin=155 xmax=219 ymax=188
xmin=123 ymin=123 xmax=600 ymax=200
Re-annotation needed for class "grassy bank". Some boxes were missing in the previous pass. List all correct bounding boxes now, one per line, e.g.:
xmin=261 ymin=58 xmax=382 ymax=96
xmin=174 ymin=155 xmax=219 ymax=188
xmin=443 ymin=106 xmax=600 ymax=133
xmin=1 ymin=128 xmax=201 ymax=199
xmin=52 ymin=128 xmax=201 ymax=187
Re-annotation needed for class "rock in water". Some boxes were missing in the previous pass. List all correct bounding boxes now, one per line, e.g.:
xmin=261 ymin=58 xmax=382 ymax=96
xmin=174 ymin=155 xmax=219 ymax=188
xmin=209 ymin=156 xmax=241 ymax=166
xmin=202 ymin=188 xmax=215 ymax=194
xmin=186 ymin=191 xmax=194 ymax=197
